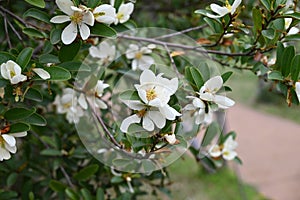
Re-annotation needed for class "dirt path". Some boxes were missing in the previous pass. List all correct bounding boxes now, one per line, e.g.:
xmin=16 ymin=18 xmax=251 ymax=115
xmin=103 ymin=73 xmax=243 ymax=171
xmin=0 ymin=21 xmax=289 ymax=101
xmin=227 ymin=104 xmax=300 ymax=200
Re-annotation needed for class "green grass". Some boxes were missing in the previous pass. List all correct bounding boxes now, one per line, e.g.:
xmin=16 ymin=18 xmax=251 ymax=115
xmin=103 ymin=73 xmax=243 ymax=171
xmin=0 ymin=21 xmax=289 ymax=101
xmin=167 ymin=155 xmax=268 ymax=200
xmin=226 ymin=69 xmax=300 ymax=123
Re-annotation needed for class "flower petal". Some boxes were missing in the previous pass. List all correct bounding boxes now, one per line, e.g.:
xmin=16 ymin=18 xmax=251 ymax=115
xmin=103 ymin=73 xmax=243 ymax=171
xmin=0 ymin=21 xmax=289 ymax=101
xmin=231 ymin=0 xmax=242 ymax=14
xmin=208 ymin=145 xmax=222 ymax=157
xmin=0 ymin=148 xmax=11 ymax=161
xmin=120 ymin=114 xmax=141 ymax=132
xmin=122 ymin=100 xmax=145 ymax=110
xmin=2 ymin=134 xmax=16 ymax=147
xmin=10 ymin=131 xmax=27 ymax=137
xmin=142 ymin=115 xmax=154 ymax=131
xmin=1 ymin=63 xmax=9 ymax=80
xmin=164 ymin=134 xmax=176 ymax=144
xmin=214 ymin=95 xmax=235 ymax=109
xmin=82 ymin=11 xmax=95 ymax=26
xmin=204 ymin=76 xmax=223 ymax=93
xmin=193 ymin=97 xmax=205 ymax=108
xmin=33 ymin=68 xmax=51 ymax=80
xmin=222 ymin=149 xmax=237 ymax=160
xmin=62 ymin=22 xmax=77 ymax=45
xmin=159 ymin=105 xmax=181 ymax=120
xmin=139 ymin=69 xmax=156 ymax=84
xmin=296 ymin=82 xmax=300 ymax=102
xmin=56 ymin=0 xmax=74 ymax=16
xmin=79 ymin=23 xmax=90 ymax=40
xmin=78 ymin=93 xmax=88 ymax=110
xmin=94 ymin=4 xmax=116 ymax=25
xmin=11 ymin=74 xmax=27 ymax=84
xmin=210 ymin=3 xmax=229 ymax=16
xmin=50 ymin=15 xmax=70 ymax=23
xmin=148 ymin=111 xmax=166 ymax=129
xmin=5 ymin=142 xmax=16 ymax=153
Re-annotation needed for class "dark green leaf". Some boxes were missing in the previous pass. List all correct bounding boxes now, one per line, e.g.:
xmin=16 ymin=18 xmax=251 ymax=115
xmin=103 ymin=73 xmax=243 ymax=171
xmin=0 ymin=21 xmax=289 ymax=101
xmin=9 ymin=123 xmax=30 ymax=133
xmin=58 ymin=61 xmax=90 ymax=72
xmin=221 ymin=71 xmax=233 ymax=83
xmin=39 ymin=54 xmax=60 ymax=64
xmin=0 ymin=191 xmax=18 ymax=200
xmin=87 ymin=0 xmax=101 ymax=8
xmin=6 ymin=172 xmax=18 ymax=187
xmin=111 ymin=176 xmax=124 ymax=184
xmin=262 ymin=29 xmax=275 ymax=39
xmin=44 ymin=66 xmax=71 ymax=81
xmin=23 ymin=8 xmax=50 ymax=23
xmin=40 ymin=149 xmax=63 ymax=156
xmin=4 ymin=107 xmax=35 ymax=121
xmin=25 ymin=88 xmax=43 ymax=102
xmin=50 ymin=29 xmax=62 ymax=44
xmin=49 ymin=180 xmax=67 ymax=192
xmin=0 ymin=52 xmax=16 ymax=64
xmin=25 ymin=0 xmax=45 ymax=8
xmin=91 ymin=23 xmax=117 ymax=38
xmin=291 ymin=55 xmax=300 ymax=81
xmin=96 ymin=188 xmax=105 ymax=200
xmin=282 ymin=12 xmax=300 ymax=20
xmin=201 ymin=122 xmax=220 ymax=146
xmin=260 ymin=0 xmax=271 ymax=11
xmin=190 ymin=67 xmax=204 ymax=90
xmin=119 ymin=90 xmax=140 ymax=101
xmin=59 ymin=42 xmax=81 ymax=62
xmin=80 ymin=188 xmax=92 ymax=200
xmin=16 ymin=47 xmax=33 ymax=70
xmin=252 ymin=7 xmax=263 ymax=32
xmin=23 ymin=28 xmax=45 ymax=38
xmin=23 ymin=113 xmax=47 ymax=126
xmin=281 ymin=46 xmax=295 ymax=77
xmin=65 ymin=188 xmax=80 ymax=200
xmin=73 ymin=164 xmax=99 ymax=181
xmin=268 ymin=70 xmax=284 ymax=80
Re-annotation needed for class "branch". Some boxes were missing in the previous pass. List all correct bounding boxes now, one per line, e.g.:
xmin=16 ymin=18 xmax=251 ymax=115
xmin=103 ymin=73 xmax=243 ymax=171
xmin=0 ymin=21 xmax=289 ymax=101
xmin=117 ymin=34 xmax=252 ymax=57
xmin=154 ymin=25 xmax=207 ymax=40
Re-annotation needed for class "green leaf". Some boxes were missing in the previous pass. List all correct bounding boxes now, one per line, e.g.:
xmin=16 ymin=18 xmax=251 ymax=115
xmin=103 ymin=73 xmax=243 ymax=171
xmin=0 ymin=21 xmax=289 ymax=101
xmin=9 ymin=123 xmax=30 ymax=133
xmin=50 ymin=29 xmax=62 ymax=44
xmin=260 ymin=0 xmax=271 ymax=11
xmin=58 ymin=61 xmax=90 ymax=72
xmin=190 ymin=67 xmax=204 ymax=90
xmin=6 ymin=172 xmax=18 ymax=187
xmin=252 ymin=7 xmax=263 ymax=32
xmin=113 ymin=158 xmax=132 ymax=167
xmin=39 ymin=54 xmax=60 ymax=64
xmin=23 ymin=113 xmax=47 ymax=126
xmin=80 ymin=188 xmax=92 ymax=200
xmin=141 ymin=160 xmax=156 ymax=172
xmin=44 ymin=66 xmax=71 ymax=81
xmin=111 ymin=176 xmax=124 ymax=184
xmin=87 ymin=0 xmax=101 ymax=8
xmin=281 ymin=46 xmax=295 ymax=77
xmin=119 ymin=90 xmax=140 ymax=101
xmin=25 ymin=88 xmax=43 ymax=102
xmin=0 ymin=52 xmax=16 ymax=64
xmin=65 ymin=188 xmax=80 ymax=200
xmin=16 ymin=47 xmax=33 ymax=70
xmin=73 ymin=164 xmax=99 ymax=181
xmin=0 ymin=191 xmax=18 ymax=200
xmin=23 ymin=8 xmax=50 ymax=23
xmin=4 ymin=107 xmax=35 ymax=121
xmin=262 ymin=29 xmax=275 ymax=39
xmin=282 ymin=12 xmax=300 ymax=20
xmin=221 ymin=71 xmax=233 ymax=83
xmin=49 ymin=180 xmax=67 ymax=192
xmin=268 ymin=70 xmax=284 ymax=80
xmin=40 ymin=149 xmax=63 ymax=156
xmin=291 ymin=55 xmax=300 ymax=81
xmin=59 ymin=42 xmax=81 ymax=62
xmin=23 ymin=28 xmax=45 ymax=38
xmin=25 ymin=0 xmax=46 ymax=8
xmin=113 ymin=0 xmax=123 ymax=10
xmin=96 ymin=188 xmax=105 ymax=200
xmin=91 ymin=23 xmax=117 ymax=38
xmin=201 ymin=122 xmax=220 ymax=146
xmin=275 ymin=42 xmax=284 ymax=70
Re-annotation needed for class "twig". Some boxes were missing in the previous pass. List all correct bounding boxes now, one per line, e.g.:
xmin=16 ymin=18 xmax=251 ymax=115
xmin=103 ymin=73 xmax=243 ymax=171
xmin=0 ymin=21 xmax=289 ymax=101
xmin=118 ymin=34 xmax=252 ymax=57
xmin=154 ymin=25 xmax=207 ymax=40
xmin=163 ymin=43 xmax=182 ymax=78
xmin=0 ymin=6 xmax=27 ymax=26
xmin=6 ymin=17 xmax=23 ymax=41
xmin=3 ymin=13 xmax=12 ymax=48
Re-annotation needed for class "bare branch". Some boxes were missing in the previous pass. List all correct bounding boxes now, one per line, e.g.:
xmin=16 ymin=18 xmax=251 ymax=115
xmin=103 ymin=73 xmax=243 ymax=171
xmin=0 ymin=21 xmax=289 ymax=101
xmin=154 ymin=25 xmax=207 ymax=40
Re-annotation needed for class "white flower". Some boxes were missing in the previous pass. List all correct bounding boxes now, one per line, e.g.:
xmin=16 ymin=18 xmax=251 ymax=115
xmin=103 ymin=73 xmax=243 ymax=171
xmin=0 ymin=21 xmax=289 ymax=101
xmin=120 ymin=70 xmax=181 ymax=132
xmin=126 ymin=44 xmax=154 ymax=71
xmin=296 ymin=82 xmax=300 ymax=103
xmin=89 ymin=41 xmax=116 ymax=64
xmin=164 ymin=134 xmax=177 ymax=145
xmin=199 ymin=76 xmax=235 ymax=109
xmin=0 ymin=131 xmax=27 ymax=161
xmin=114 ymin=2 xmax=134 ymax=25
xmin=32 ymin=68 xmax=51 ymax=80
xmin=50 ymin=0 xmax=94 ymax=45
xmin=208 ymin=135 xmax=238 ymax=161
xmin=285 ymin=18 xmax=299 ymax=35
xmin=207 ymin=0 xmax=242 ymax=19
xmin=1 ymin=60 xmax=27 ymax=84
xmin=53 ymin=88 xmax=84 ymax=123
xmin=184 ymin=97 xmax=213 ymax=125
xmin=93 ymin=4 xmax=116 ymax=25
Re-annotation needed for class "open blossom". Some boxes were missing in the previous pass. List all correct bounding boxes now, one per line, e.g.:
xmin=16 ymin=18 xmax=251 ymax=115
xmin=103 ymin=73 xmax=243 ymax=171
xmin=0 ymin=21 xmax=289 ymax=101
xmin=184 ymin=97 xmax=213 ymax=125
xmin=93 ymin=4 xmax=116 ymax=24
xmin=207 ymin=0 xmax=242 ymax=19
xmin=32 ymin=68 xmax=51 ymax=80
xmin=199 ymin=76 xmax=235 ymax=109
xmin=50 ymin=0 xmax=94 ymax=45
xmin=1 ymin=60 xmax=27 ymax=84
xmin=296 ymin=82 xmax=300 ymax=103
xmin=285 ymin=18 xmax=299 ymax=35
xmin=53 ymin=88 xmax=84 ymax=123
xmin=89 ymin=41 xmax=116 ymax=64
xmin=209 ymin=135 xmax=238 ymax=161
xmin=0 ymin=131 xmax=27 ymax=161
xmin=120 ymin=70 xmax=181 ymax=132
xmin=126 ymin=44 xmax=155 ymax=71
xmin=114 ymin=2 xmax=134 ymax=25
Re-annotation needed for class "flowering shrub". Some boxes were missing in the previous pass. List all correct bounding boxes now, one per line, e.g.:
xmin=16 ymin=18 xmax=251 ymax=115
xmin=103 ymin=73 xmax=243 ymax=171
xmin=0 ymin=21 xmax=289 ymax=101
xmin=0 ymin=0 xmax=299 ymax=199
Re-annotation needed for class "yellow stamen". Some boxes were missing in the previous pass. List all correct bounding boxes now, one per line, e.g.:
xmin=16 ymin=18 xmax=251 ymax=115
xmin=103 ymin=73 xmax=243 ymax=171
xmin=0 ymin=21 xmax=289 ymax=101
xmin=116 ymin=13 xmax=124 ymax=20
xmin=225 ymin=0 xmax=232 ymax=11
xmin=94 ymin=12 xmax=105 ymax=18
xmin=137 ymin=109 xmax=147 ymax=117
xmin=146 ymin=88 xmax=157 ymax=101
xmin=10 ymin=70 xmax=16 ymax=78
xmin=0 ymin=136 xmax=4 ymax=146
xmin=70 ymin=11 xmax=83 ymax=24
xmin=135 ymin=52 xmax=143 ymax=59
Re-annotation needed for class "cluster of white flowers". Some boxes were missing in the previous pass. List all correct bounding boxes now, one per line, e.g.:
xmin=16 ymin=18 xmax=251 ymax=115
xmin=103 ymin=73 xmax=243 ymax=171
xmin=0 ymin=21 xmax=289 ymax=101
xmin=53 ymin=80 xmax=109 ymax=124
xmin=208 ymin=135 xmax=238 ymax=161
xmin=89 ymin=41 xmax=116 ymax=65
xmin=125 ymin=44 xmax=155 ymax=71
xmin=120 ymin=70 xmax=181 ymax=136
xmin=185 ymin=76 xmax=235 ymax=125
xmin=1 ymin=60 xmax=50 ymax=85
xmin=0 ymin=131 xmax=27 ymax=161
xmin=50 ymin=0 xmax=134 ymax=45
